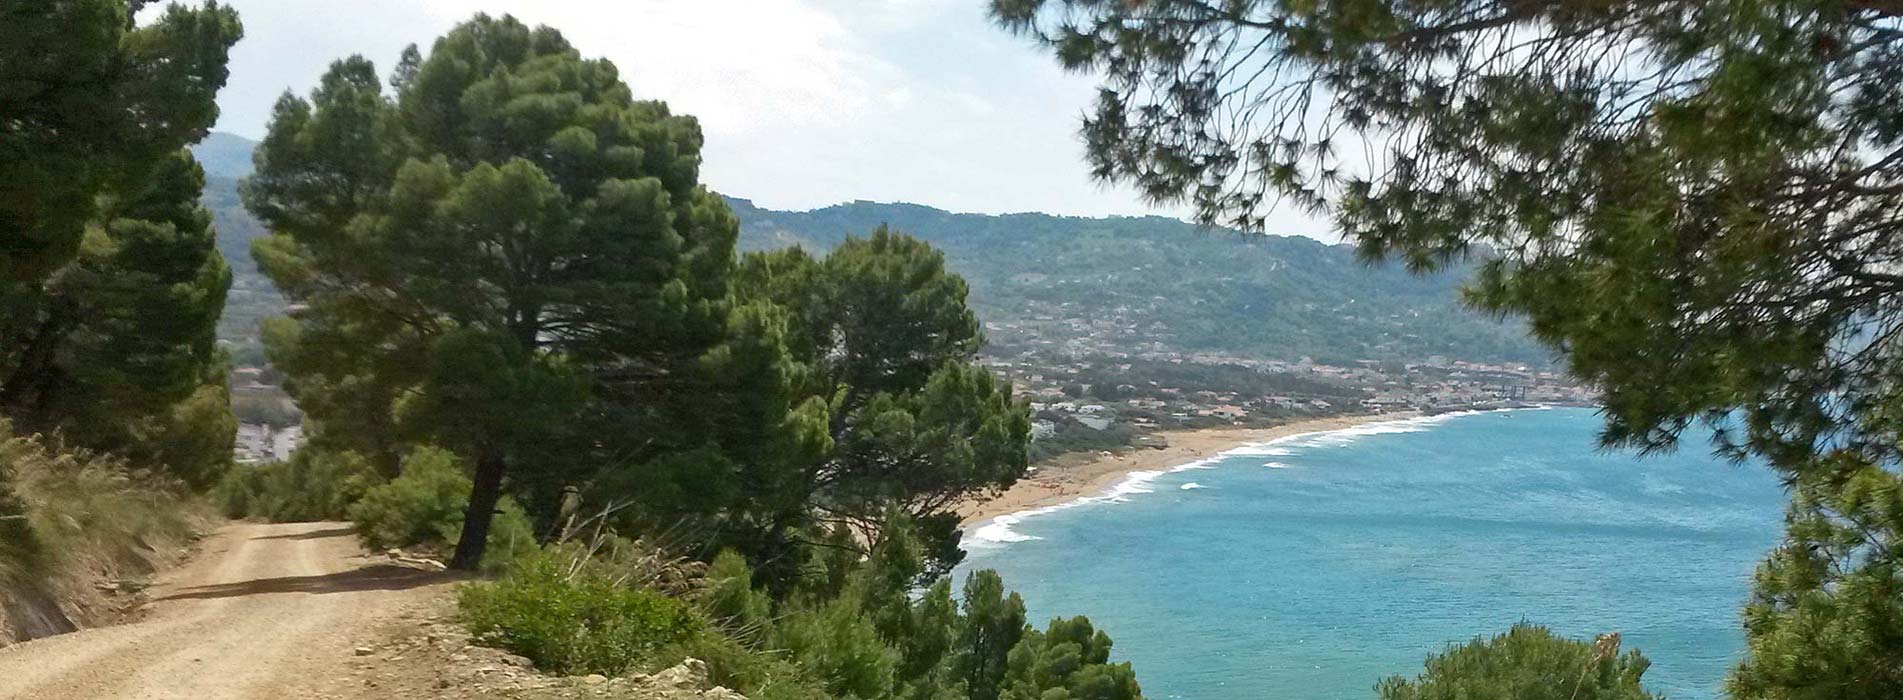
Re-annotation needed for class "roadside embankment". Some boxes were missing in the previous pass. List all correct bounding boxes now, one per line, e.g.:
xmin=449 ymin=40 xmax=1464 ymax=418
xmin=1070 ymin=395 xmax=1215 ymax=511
xmin=0 ymin=428 xmax=209 ymax=646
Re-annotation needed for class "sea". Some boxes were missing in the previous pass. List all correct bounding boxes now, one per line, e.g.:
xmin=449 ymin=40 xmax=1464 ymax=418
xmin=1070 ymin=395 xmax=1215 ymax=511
xmin=954 ymin=407 xmax=1789 ymax=700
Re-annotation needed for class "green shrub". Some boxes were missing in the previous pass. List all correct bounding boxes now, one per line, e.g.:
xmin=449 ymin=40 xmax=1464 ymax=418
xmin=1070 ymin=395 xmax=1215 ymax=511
xmin=702 ymin=550 xmax=774 ymax=636
xmin=348 ymin=447 xmax=468 ymax=548
xmin=771 ymin=598 xmax=896 ymax=699
xmin=460 ymin=548 xmax=704 ymax=676
xmin=346 ymin=446 xmax=536 ymax=568
xmin=667 ymin=631 xmax=831 ymax=700
xmin=215 ymin=448 xmax=380 ymax=521
xmin=1377 ymin=624 xmax=1656 ymax=700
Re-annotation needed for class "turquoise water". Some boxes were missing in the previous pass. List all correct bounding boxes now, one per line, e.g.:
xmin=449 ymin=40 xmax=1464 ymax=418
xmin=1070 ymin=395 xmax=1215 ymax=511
xmin=955 ymin=408 xmax=1788 ymax=700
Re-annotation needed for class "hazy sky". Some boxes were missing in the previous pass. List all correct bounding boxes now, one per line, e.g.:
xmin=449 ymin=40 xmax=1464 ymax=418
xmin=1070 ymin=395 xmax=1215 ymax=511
xmin=198 ymin=0 xmax=1332 ymax=237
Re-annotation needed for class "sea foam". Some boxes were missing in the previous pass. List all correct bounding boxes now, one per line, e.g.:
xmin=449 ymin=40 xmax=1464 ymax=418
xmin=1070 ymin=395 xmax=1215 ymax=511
xmin=967 ymin=409 xmax=1520 ymax=548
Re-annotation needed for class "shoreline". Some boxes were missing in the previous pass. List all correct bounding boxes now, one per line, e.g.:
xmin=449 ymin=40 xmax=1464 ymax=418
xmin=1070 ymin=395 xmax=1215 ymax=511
xmin=957 ymin=411 xmax=1416 ymax=527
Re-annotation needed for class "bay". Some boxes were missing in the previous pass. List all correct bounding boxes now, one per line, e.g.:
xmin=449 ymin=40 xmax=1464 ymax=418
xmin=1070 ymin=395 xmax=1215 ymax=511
xmin=957 ymin=408 xmax=1788 ymax=700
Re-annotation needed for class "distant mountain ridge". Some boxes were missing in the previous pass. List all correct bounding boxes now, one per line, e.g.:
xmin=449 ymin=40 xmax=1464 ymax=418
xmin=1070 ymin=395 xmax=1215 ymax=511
xmin=193 ymin=132 xmax=1540 ymax=365
xmin=725 ymin=198 xmax=1541 ymax=364
xmin=193 ymin=132 xmax=257 ymax=179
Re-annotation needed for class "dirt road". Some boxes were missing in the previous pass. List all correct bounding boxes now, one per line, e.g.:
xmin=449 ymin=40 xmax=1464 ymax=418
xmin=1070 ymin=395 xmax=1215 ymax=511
xmin=0 ymin=521 xmax=454 ymax=700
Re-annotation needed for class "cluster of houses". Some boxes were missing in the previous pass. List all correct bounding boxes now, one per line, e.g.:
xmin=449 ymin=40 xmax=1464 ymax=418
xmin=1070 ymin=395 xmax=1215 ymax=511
xmin=233 ymin=423 xmax=302 ymax=464
xmin=995 ymin=348 xmax=1593 ymax=446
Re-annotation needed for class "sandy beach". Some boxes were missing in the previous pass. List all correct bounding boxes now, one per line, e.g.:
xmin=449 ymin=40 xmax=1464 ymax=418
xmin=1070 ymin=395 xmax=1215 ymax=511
xmin=957 ymin=412 xmax=1413 ymax=526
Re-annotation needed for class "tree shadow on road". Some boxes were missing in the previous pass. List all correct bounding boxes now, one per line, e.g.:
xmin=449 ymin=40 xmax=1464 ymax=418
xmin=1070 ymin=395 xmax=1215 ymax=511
xmin=253 ymin=525 xmax=357 ymax=541
xmin=154 ymin=564 xmax=454 ymax=602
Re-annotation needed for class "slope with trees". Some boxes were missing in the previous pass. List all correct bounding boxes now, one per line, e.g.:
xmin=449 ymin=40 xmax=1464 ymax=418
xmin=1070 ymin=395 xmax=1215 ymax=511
xmin=0 ymin=4 xmax=1691 ymax=699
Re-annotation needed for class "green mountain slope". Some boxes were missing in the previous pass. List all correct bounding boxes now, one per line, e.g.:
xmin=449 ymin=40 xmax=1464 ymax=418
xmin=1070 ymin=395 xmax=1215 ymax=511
xmin=728 ymin=198 xmax=1540 ymax=363
xmin=191 ymin=133 xmax=277 ymax=364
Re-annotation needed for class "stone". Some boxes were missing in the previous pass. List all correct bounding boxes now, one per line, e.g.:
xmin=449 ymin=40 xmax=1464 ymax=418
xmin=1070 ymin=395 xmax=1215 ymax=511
xmin=354 ymin=647 xmax=375 ymax=656
xmin=581 ymin=674 xmax=608 ymax=685
xmin=651 ymin=658 xmax=709 ymax=689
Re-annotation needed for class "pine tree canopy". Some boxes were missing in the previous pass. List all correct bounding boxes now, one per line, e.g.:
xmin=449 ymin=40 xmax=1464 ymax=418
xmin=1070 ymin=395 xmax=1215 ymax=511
xmin=0 ymin=0 xmax=241 ymax=285
xmin=1 ymin=1 xmax=240 ymax=484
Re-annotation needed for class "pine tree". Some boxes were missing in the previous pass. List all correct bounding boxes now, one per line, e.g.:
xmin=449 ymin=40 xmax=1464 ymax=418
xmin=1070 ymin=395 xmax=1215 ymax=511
xmin=1 ymin=150 xmax=235 ymax=485
xmin=244 ymin=15 xmax=736 ymax=569
xmin=0 ymin=1 xmax=240 ymax=482
xmin=1378 ymin=625 xmax=1654 ymax=700
xmin=731 ymin=228 xmax=1031 ymax=580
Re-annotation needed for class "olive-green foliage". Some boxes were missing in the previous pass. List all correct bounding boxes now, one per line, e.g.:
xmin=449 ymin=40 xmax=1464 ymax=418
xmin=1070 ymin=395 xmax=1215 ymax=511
xmin=1376 ymin=624 xmax=1655 ymax=700
xmin=672 ymin=635 xmax=832 ymax=700
xmin=458 ymin=512 xmax=1141 ymax=700
xmin=460 ymin=548 xmax=704 ymax=676
xmin=0 ymin=462 xmax=42 ymax=585
xmin=955 ymin=570 xmax=1030 ymax=700
xmin=772 ymin=595 xmax=897 ymax=699
xmin=3 ymin=2 xmax=241 ymax=491
xmin=348 ymin=447 xmax=536 ymax=562
xmin=215 ymin=449 xmax=379 ymax=522
xmin=3 ymin=150 xmax=238 ymax=487
xmin=349 ymin=447 xmax=475 ymax=548
xmin=698 ymin=520 xmax=1126 ymax=700
xmin=701 ymin=550 xmax=774 ymax=638
xmin=728 ymin=230 xmax=1031 ymax=585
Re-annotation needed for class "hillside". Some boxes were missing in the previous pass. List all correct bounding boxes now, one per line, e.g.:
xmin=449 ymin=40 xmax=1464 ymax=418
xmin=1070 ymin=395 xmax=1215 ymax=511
xmin=194 ymin=133 xmax=1539 ymax=367
xmin=728 ymin=199 xmax=1540 ymax=363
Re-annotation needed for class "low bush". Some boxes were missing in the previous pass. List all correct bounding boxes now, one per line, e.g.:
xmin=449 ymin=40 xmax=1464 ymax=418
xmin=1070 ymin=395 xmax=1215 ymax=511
xmin=1377 ymin=624 xmax=1657 ymax=700
xmin=348 ymin=447 xmax=468 ymax=548
xmin=460 ymin=547 xmax=705 ymax=676
xmin=214 ymin=448 xmax=380 ymax=521
xmin=347 ymin=446 xmax=536 ymax=568
xmin=701 ymin=550 xmax=773 ymax=637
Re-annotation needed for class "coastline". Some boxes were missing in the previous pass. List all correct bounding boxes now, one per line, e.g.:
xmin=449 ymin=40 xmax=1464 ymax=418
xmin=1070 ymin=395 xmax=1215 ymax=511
xmin=957 ymin=411 xmax=1415 ymax=526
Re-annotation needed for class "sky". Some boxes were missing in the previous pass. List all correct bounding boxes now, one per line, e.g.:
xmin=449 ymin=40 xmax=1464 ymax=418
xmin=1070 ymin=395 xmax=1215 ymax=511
xmin=192 ymin=0 xmax=1333 ymax=238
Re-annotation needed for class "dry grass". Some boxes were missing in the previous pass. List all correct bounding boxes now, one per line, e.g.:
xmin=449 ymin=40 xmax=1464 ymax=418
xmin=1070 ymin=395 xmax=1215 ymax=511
xmin=546 ymin=502 xmax=707 ymax=597
xmin=0 ymin=424 xmax=208 ymax=641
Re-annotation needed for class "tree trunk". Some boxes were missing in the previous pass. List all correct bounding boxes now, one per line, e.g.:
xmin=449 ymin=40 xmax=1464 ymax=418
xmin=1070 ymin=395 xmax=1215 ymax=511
xmin=450 ymin=446 xmax=507 ymax=571
xmin=0 ymin=308 xmax=69 ymax=428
